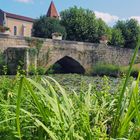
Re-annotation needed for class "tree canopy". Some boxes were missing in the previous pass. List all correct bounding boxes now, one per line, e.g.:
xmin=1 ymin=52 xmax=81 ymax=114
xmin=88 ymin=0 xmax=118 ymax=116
xmin=32 ymin=7 xmax=140 ymax=49
xmin=60 ymin=6 xmax=101 ymax=43
xmin=109 ymin=28 xmax=125 ymax=47
xmin=113 ymin=19 xmax=140 ymax=48
xmin=33 ymin=16 xmax=66 ymax=39
xmin=60 ymin=6 xmax=140 ymax=48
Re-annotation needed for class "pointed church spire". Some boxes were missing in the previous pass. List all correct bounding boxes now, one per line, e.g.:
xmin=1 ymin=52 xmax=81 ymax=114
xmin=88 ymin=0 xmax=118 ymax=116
xmin=46 ymin=1 xmax=59 ymax=18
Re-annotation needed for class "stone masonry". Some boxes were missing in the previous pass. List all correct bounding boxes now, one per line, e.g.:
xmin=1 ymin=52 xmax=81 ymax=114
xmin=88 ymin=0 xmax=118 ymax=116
xmin=0 ymin=35 xmax=139 ymax=74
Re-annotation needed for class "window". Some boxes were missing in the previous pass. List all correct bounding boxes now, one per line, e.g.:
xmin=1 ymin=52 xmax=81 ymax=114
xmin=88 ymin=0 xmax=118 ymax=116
xmin=14 ymin=26 xmax=17 ymax=35
xmin=22 ymin=24 xmax=26 ymax=36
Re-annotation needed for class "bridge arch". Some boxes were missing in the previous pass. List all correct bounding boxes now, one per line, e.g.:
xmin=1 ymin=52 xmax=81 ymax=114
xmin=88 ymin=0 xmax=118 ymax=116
xmin=47 ymin=56 xmax=85 ymax=74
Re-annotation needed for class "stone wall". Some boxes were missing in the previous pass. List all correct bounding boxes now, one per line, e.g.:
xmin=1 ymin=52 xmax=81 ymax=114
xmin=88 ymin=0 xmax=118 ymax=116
xmin=38 ymin=40 xmax=135 ymax=72
xmin=0 ymin=35 xmax=139 ymax=74
xmin=5 ymin=47 xmax=27 ymax=74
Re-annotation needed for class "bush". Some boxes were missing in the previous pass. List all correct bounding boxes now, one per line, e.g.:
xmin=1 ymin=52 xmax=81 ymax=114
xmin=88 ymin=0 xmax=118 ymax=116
xmin=0 ymin=25 xmax=9 ymax=32
xmin=92 ymin=63 xmax=120 ymax=77
xmin=37 ymin=66 xmax=46 ymax=75
xmin=46 ymin=63 xmax=63 ymax=74
xmin=92 ymin=63 xmax=140 ymax=77
xmin=0 ymin=52 xmax=7 ymax=75
xmin=113 ymin=19 xmax=140 ymax=48
xmin=109 ymin=28 xmax=125 ymax=47
xmin=120 ymin=65 xmax=139 ymax=77
xmin=28 ymin=65 xmax=46 ymax=75
xmin=33 ymin=16 xmax=66 ymax=39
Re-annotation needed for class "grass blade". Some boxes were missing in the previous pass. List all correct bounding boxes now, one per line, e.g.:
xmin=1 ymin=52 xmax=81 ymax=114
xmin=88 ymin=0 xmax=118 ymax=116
xmin=16 ymin=76 xmax=24 ymax=140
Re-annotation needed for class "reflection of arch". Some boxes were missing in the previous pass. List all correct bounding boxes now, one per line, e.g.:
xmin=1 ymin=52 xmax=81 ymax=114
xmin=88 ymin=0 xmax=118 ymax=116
xmin=49 ymin=56 xmax=85 ymax=74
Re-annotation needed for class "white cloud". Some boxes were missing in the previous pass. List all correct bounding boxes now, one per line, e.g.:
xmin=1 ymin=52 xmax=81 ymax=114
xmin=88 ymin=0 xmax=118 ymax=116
xmin=15 ymin=0 xmax=33 ymax=3
xmin=94 ymin=11 xmax=119 ymax=24
xmin=130 ymin=16 xmax=140 ymax=24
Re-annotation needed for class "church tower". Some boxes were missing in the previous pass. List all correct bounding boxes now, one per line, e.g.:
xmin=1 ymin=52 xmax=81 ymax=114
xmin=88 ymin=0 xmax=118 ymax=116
xmin=46 ymin=1 xmax=59 ymax=18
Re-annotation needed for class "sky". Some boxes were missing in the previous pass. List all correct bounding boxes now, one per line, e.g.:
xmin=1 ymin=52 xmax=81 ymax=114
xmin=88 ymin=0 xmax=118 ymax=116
xmin=1 ymin=0 xmax=140 ymax=26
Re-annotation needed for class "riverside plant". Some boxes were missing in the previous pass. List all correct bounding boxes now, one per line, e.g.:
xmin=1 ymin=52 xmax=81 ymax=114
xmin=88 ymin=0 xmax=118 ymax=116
xmin=0 ymin=41 xmax=140 ymax=139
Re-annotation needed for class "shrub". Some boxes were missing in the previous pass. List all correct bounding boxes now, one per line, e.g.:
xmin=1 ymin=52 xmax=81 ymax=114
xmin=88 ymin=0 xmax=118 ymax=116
xmin=92 ymin=63 xmax=120 ymax=77
xmin=37 ymin=66 xmax=46 ymax=75
xmin=28 ymin=65 xmax=46 ymax=75
xmin=46 ymin=63 xmax=64 ymax=74
xmin=92 ymin=63 xmax=140 ymax=77
xmin=120 ymin=65 xmax=139 ymax=77
xmin=0 ymin=52 xmax=7 ymax=75
xmin=0 ymin=25 xmax=9 ymax=32
xmin=33 ymin=16 xmax=67 ymax=39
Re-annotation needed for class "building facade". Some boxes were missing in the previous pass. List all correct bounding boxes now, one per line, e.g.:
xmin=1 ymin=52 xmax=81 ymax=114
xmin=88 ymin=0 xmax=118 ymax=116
xmin=0 ymin=1 xmax=59 ymax=37
xmin=0 ymin=9 xmax=34 ymax=37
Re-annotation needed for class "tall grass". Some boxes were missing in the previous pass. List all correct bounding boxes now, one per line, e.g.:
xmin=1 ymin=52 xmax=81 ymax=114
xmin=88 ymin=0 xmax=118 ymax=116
xmin=0 ymin=39 xmax=140 ymax=139
xmin=0 ymin=74 xmax=139 ymax=139
xmin=92 ymin=63 xmax=140 ymax=77
xmin=15 ymin=74 xmax=139 ymax=139
xmin=111 ymin=37 xmax=140 ymax=138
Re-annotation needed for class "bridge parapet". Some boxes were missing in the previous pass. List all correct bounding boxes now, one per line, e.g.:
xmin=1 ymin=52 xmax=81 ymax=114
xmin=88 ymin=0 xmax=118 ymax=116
xmin=0 ymin=35 xmax=139 ymax=74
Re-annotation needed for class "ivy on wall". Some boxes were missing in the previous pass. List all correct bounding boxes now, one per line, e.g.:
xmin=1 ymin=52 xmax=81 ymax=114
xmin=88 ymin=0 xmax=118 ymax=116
xmin=25 ymin=37 xmax=44 ymax=56
xmin=0 ymin=51 xmax=7 ymax=75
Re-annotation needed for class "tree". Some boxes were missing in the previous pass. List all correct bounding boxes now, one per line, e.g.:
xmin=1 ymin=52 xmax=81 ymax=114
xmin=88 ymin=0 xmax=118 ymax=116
xmin=33 ymin=16 xmax=66 ymax=39
xmin=60 ymin=6 xmax=99 ymax=43
xmin=109 ymin=28 xmax=124 ymax=47
xmin=114 ymin=19 xmax=140 ymax=48
xmin=97 ymin=18 xmax=111 ymax=40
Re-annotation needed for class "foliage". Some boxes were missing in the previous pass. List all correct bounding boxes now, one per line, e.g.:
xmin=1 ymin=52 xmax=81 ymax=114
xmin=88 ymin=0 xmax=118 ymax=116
xmin=60 ymin=6 xmax=140 ymax=48
xmin=0 ymin=20 xmax=140 ymax=139
xmin=46 ymin=63 xmax=64 ymax=74
xmin=37 ymin=66 xmax=46 ymax=75
xmin=0 ymin=71 xmax=139 ymax=139
xmin=97 ymin=18 xmax=111 ymax=41
xmin=0 ymin=52 xmax=8 ymax=75
xmin=92 ymin=63 xmax=140 ymax=77
xmin=0 ymin=39 xmax=139 ymax=139
xmin=0 ymin=52 xmax=4 ymax=74
xmin=33 ymin=16 xmax=66 ymax=39
xmin=60 ymin=6 xmax=99 ymax=42
xmin=25 ymin=37 xmax=44 ymax=56
xmin=109 ymin=28 xmax=125 ymax=47
xmin=28 ymin=64 xmax=37 ymax=75
xmin=12 ymin=38 xmax=140 ymax=139
xmin=0 ymin=25 xmax=9 ymax=32
xmin=111 ymin=36 xmax=140 ymax=138
xmin=0 ymin=52 xmax=4 ymax=65
xmin=92 ymin=63 xmax=120 ymax=77
xmin=28 ymin=65 xmax=46 ymax=75
xmin=114 ymin=19 xmax=140 ymax=48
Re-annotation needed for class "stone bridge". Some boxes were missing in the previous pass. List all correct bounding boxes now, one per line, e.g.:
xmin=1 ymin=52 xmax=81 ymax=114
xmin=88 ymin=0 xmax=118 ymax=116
xmin=0 ymin=35 xmax=139 ymax=74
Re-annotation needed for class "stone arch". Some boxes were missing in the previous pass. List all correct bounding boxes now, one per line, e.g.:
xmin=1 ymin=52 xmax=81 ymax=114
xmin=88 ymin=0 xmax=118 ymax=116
xmin=47 ymin=55 xmax=85 ymax=74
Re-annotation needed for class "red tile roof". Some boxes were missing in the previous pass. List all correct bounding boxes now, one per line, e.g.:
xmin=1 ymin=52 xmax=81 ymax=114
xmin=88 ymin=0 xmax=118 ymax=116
xmin=46 ymin=1 xmax=59 ymax=18
xmin=5 ymin=11 xmax=34 ymax=22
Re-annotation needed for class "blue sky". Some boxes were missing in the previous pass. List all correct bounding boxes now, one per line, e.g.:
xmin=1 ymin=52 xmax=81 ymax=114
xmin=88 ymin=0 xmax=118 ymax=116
xmin=1 ymin=0 xmax=140 ymax=25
